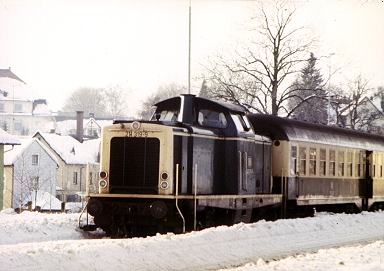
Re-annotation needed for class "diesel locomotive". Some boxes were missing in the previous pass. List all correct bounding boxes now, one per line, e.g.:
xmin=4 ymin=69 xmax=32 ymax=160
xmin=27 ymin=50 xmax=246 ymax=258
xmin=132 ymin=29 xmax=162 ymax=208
xmin=80 ymin=94 xmax=384 ymax=237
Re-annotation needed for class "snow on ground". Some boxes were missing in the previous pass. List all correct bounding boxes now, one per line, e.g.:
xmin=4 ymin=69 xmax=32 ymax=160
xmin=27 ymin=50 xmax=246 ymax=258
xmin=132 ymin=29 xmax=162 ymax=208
xmin=0 ymin=210 xmax=383 ymax=271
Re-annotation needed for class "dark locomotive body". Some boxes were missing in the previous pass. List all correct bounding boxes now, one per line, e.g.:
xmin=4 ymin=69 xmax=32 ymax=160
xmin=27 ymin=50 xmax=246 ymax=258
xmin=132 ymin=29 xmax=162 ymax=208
xmin=81 ymin=95 xmax=384 ymax=236
xmin=84 ymin=95 xmax=280 ymax=236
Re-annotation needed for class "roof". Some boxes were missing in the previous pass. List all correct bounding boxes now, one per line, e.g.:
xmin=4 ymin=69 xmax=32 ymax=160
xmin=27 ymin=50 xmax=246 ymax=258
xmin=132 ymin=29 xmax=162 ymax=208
xmin=4 ymin=138 xmax=58 ymax=166
xmin=0 ymin=77 xmax=43 ymax=102
xmin=0 ymin=129 xmax=21 ymax=145
xmin=33 ymin=131 xmax=100 ymax=164
xmin=0 ymin=68 xmax=25 ymax=84
xmin=154 ymin=95 xmax=246 ymax=114
xmin=247 ymin=114 xmax=384 ymax=151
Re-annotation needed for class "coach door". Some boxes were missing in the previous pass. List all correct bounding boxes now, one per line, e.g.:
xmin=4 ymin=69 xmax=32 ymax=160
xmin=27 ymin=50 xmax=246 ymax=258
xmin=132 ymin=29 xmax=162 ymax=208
xmin=362 ymin=150 xmax=373 ymax=210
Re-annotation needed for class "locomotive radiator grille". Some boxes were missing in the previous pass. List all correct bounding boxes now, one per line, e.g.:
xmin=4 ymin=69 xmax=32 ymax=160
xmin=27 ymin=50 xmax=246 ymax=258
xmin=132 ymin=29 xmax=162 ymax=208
xmin=109 ymin=137 xmax=160 ymax=194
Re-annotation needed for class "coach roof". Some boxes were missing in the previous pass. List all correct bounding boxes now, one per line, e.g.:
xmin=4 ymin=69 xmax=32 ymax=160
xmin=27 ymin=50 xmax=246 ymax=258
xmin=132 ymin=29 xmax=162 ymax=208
xmin=247 ymin=114 xmax=384 ymax=151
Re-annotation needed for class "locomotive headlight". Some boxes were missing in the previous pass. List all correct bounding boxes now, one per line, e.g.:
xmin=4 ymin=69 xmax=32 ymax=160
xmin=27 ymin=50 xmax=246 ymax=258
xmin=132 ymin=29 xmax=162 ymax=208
xmin=131 ymin=121 xmax=141 ymax=130
xmin=160 ymin=181 xmax=169 ymax=190
xmin=160 ymin=171 xmax=169 ymax=180
xmin=99 ymin=179 xmax=108 ymax=188
xmin=99 ymin=171 xmax=108 ymax=179
xmin=160 ymin=171 xmax=169 ymax=189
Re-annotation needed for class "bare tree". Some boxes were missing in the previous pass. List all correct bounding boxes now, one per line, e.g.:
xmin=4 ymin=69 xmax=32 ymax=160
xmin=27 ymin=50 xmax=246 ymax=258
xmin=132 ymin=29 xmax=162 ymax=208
xmin=62 ymin=87 xmax=106 ymax=117
xmin=333 ymin=74 xmax=382 ymax=133
xmin=203 ymin=0 xmax=315 ymax=115
xmin=61 ymin=85 xmax=131 ymax=118
xmin=103 ymin=84 xmax=131 ymax=118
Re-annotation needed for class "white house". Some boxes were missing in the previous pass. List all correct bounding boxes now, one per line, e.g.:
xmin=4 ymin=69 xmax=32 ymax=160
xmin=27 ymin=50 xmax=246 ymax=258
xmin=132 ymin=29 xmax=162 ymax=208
xmin=0 ymin=68 xmax=57 ymax=135
xmin=56 ymin=115 xmax=112 ymax=139
xmin=33 ymin=131 xmax=100 ymax=203
xmin=0 ymin=128 xmax=21 ymax=210
xmin=3 ymin=138 xmax=58 ymax=210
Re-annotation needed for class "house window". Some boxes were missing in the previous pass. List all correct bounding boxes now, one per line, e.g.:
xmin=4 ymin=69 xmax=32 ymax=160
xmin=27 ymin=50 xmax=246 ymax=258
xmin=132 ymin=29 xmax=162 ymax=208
xmin=14 ymin=103 xmax=22 ymax=112
xmin=30 ymin=177 xmax=39 ymax=190
xmin=14 ymin=120 xmax=23 ymax=131
xmin=32 ymin=155 xmax=39 ymax=165
xmin=73 ymin=172 xmax=78 ymax=185
xmin=89 ymin=172 xmax=93 ymax=185
xmin=0 ymin=103 xmax=4 ymax=112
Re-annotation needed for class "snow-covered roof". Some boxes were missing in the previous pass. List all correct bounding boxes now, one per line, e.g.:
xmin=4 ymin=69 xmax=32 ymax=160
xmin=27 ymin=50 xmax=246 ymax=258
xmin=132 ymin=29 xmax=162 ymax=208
xmin=33 ymin=103 xmax=52 ymax=115
xmin=34 ymin=132 xmax=100 ymax=165
xmin=0 ymin=68 xmax=25 ymax=83
xmin=0 ymin=128 xmax=21 ymax=145
xmin=0 ymin=77 xmax=43 ymax=102
xmin=4 ymin=138 xmax=58 ymax=166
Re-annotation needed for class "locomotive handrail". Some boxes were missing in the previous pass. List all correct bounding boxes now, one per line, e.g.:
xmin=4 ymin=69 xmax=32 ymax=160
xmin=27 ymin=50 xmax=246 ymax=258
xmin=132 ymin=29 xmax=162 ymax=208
xmin=194 ymin=164 xmax=198 ymax=231
xmin=175 ymin=164 xmax=185 ymax=233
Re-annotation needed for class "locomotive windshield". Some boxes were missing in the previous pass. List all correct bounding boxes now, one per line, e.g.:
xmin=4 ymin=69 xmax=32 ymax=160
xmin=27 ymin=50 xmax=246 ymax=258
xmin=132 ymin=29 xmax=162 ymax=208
xmin=152 ymin=110 xmax=179 ymax=121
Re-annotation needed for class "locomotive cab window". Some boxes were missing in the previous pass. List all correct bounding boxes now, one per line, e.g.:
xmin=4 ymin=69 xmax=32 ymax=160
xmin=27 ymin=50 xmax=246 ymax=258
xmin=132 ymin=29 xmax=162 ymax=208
xmin=232 ymin=114 xmax=251 ymax=132
xmin=198 ymin=109 xmax=228 ymax=128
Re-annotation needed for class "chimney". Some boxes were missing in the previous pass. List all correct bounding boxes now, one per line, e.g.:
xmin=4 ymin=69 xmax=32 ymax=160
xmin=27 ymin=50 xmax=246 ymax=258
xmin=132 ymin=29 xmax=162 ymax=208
xmin=76 ymin=111 xmax=84 ymax=143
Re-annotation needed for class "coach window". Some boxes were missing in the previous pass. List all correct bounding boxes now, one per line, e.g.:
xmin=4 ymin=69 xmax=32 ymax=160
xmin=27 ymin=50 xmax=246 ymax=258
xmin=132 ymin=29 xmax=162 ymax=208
xmin=347 ymin=151 xmax=353 ymax=177
xmin=355 ymin=151 xmax=364 ymax=177
xmin=338 ymin=150 xmax=345 ymax=177
xmin=329 ymin=150 xmax=336 ymax=176
xmin=309 ymin=148 xmax=317 ymax=175
xmin=299 ymin=147 xmax=306 ymax=175
xmin=320 ymin=149 xmax=326 ymax=176
xmin=291 ymin=146 xmax=297 ymax=175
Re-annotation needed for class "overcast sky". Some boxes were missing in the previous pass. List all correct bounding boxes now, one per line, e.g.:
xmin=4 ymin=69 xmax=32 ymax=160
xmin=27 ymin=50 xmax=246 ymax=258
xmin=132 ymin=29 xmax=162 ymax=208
xmin=0 ymin=0 xmax=383 ymax=114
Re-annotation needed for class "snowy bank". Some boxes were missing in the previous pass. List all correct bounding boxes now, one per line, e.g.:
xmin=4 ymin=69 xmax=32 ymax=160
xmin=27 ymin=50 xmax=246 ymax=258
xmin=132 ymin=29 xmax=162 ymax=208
xmin=0 ymin=211 xmax=383 ymax=270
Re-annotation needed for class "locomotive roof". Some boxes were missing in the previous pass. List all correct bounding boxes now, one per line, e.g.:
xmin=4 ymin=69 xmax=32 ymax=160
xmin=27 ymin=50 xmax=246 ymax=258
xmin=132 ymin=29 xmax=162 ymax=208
xmin=153 ymin=95 xmax=246 ymax=114
xmin=247 ymin=114 xmax=384 ymax=151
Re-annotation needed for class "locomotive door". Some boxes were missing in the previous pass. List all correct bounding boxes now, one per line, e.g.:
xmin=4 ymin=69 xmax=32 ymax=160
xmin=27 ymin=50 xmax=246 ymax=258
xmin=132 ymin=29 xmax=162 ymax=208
xmin=238 ymin=141 xmax=255 ymax=193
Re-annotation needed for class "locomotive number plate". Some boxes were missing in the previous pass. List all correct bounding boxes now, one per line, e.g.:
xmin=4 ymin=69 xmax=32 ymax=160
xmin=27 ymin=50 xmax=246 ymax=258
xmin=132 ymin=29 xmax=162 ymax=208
xmin=126 ymin=131 xmax=148 ymax=137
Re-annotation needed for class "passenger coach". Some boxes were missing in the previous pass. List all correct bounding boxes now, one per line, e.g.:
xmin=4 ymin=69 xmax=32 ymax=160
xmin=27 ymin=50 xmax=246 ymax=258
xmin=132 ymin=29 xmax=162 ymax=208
xmin=248 ymin=114 xmax=384 ymax=214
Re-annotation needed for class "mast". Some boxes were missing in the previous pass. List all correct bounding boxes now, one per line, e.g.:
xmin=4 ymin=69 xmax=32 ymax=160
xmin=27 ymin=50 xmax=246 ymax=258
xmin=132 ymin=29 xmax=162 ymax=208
xmin=188 ymin=0 xmax=191 ymax=94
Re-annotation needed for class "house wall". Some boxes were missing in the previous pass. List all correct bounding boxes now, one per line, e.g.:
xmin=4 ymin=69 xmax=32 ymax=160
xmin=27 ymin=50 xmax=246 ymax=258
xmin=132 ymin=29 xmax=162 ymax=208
xmin=0 ymin=145 xmax=4 ymax=209
xmin=3 ymin=166 xmax=13 ymax=209
xmin=33 ymin=133 xmax=100 ymax=202
xmin=56 ymin=162 xmax=99 ymax=202
xmin=5 ymin=140 xmax=58 ymax=209
xmin=0 ymin=114 xmax=56 ymax=136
